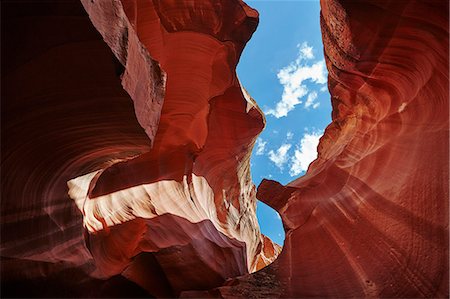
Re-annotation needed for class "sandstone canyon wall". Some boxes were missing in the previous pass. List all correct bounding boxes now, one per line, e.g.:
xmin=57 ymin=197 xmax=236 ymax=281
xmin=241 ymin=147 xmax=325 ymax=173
xmin=1 ymin=0 xmax=279 ymax=297
xmin=186 ymin=0 xmax=449 ymax=298
xmin=1 ymin=0 xmax=448 ymax=298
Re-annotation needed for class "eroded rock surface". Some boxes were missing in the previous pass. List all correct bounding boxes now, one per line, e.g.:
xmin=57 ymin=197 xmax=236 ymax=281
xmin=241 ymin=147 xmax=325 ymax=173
xmin=198 ymin=0 xmax=449 ymax=298
xmin=2 ymin=0 xmax=448 ymax=298
xmin=1 ymin=0 xmax=278 ymax=297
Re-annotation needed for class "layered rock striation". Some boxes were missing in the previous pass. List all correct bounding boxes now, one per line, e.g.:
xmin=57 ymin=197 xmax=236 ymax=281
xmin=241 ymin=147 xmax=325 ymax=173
xmin=1 ymin=0 xmax=448 ymax=298
xmin=194 ymin=0 xmax=449 ymax=298
xmin=1 ymin=0 xmax=278 ymax=297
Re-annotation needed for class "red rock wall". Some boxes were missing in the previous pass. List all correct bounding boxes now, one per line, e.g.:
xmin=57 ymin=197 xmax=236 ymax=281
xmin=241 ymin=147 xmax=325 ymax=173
xmin=1 ymin=0 xmax=278 ymax=297
xmin=194 ymin=0 xmax=449 ymax=298
xmin=75 ymin=1 xmax=279 ymax=295
xmin=2 ymin=0 xmax=448 ymax=298
xmin=1 ymin=1 xmax=160 ymax=296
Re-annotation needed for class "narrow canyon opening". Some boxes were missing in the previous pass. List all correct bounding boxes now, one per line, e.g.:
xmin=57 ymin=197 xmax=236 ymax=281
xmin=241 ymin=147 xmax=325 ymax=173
xmin=2 ymin=0 xmax=447 ymax=297
xmin=237 ymin=0 xmax=332 ymax=251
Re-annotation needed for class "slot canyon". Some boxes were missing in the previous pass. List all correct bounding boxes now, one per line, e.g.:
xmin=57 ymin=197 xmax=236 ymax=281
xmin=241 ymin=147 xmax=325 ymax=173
xmin=1 ymin=0 xmax=448 ymax=298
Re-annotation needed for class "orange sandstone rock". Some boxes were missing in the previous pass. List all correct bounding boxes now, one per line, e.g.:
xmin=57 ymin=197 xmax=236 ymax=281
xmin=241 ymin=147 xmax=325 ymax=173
xmin=2 ymin=0 xmax=448 ymax=298
xmin=195 ymin=0 xmax=449 ymax=298
xmin=1 ymin=0 xmax=278 ymax=297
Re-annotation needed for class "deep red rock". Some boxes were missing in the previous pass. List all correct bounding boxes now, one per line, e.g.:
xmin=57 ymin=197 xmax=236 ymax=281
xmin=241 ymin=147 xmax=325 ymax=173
xmin=2 ymin=0 xmax=448 ymax=298
xmin=1 ymin=0 xmax=278 ymax=297
xmin=72 ymin=1 xmax=279 ymax=295
xmin=198 ymin=0 xmax=449 ymax=298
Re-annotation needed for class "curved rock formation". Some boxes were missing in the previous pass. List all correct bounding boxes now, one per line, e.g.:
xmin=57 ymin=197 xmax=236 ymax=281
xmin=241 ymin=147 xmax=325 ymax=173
xmin=1 ymin=0 xmax=278 ymax=297
xmin=2 ymin=0 xmax=448 ymax=298
xmin=192 ymin=0 xmax=448 ymax=298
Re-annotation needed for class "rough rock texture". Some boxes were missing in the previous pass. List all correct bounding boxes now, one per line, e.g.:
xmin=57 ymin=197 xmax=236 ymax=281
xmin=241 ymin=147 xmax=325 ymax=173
xmin=2 ymin=0 xmax=448 ymax=298
xmin=2 ymin=3 xmax=155 ymax=297
xmin=192 ymin=0 xmax=449 ymax=298
xmin=1 ymin=0 xmax=279 ymax=297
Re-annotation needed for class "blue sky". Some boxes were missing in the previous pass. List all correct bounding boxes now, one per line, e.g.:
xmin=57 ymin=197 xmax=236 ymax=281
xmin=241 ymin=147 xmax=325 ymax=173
xmin=237 ymin=0 xmax=331 ymax=245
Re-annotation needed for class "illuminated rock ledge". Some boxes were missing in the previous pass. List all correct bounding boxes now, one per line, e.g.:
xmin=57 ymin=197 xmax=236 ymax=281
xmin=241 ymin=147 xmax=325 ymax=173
xmin=1 ymin=0 xmax=447 ymax=298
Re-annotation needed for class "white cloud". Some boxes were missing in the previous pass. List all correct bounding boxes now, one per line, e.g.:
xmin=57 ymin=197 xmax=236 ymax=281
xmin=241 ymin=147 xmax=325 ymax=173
xmin=266 ymin=42 xmax=327 ymax=118
xmin=289 ymin=131 xmax=323 ymax=176
xmin=268 ymin=144 xmax=292 ymax=170
xmin=286 ymin=131 xmax=294 ymax=140
xmin=299 ymin=42 xmax=314 ymax=59
xmin=255 ymin=138 xmax=267 ymax=156
xmin=320 ymin=86 xmax=328 ymax=92
xmin=304 ymin=91 xmax=319 ymax=109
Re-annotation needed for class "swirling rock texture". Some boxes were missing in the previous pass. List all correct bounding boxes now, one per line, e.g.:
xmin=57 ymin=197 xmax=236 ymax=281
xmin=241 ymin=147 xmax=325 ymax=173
xmin=185 ymin=0 xmax=449 ymax=298
xmin=1 ymin=0 xmax=448 ymax=299
xmin=1 ymin=0 xmax=279 ymax=297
